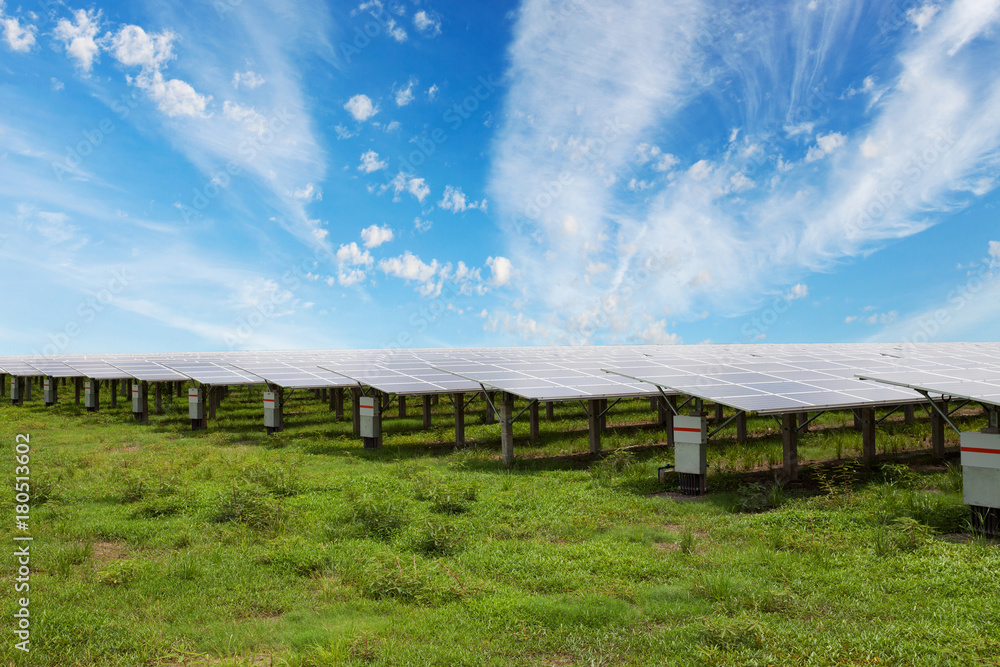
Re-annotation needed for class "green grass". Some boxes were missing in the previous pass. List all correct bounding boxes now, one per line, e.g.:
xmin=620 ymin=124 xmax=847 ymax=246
xmin=1 ymin=386 xmax=998 ymax=666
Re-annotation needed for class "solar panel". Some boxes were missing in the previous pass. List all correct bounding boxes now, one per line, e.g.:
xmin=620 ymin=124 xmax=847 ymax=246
xmin=229 ymin=361 xmax=355 ymax=389
xmin=62 ymin=360 xmax=135 ymax=380
xmin=105 ymin=360 xmax=191 ymax=382
xmin=3 ymin=342 xmax=1000 ymax=410
xmin=605 ymin=352 xmax=926 ymax=414
xmin=431 ymin=360 xmax=658 ymax=401
xmin=0 ymin=359 xmax=46 ymax=376
xmin=857 ymin=369 xmax=1000 ymax=407
xmin=22 ymin=359 xmax=79 ymax=377
xmin=159 ymin=361 xmax=264 ymax=386
xmin=316 ymin=360 xmax=483 ymax=395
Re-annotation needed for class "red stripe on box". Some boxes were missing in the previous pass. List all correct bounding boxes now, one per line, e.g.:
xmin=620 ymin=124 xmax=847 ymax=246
xmin=674 ymin=427 xmax=701 ymax=433
xmin=961 ymin=446 xmax=1000 ymax=454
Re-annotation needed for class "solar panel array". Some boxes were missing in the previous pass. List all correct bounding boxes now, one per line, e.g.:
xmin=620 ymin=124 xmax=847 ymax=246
xmin=857 ymin=368 xmax=1000 ymax=408
xmin=2 ymin=342 xmax=1000 ymax=414
xmin=604 ymin=345 xmax=928 ymax=414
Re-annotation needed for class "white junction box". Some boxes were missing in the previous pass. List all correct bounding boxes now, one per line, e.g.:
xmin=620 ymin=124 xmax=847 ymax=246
xmin=188 ymin=387 xmax=204 ymax=420
xmin=673 ymin=414 xmax=707 ymax=475
xmin=263 ymin=391 xmax=279 ymax=428
xmin=84 ymin=380 xmax=98 ymax=410
xmin=359 ymin=396 xmax=380 ymax=438
xmin=132 ymin=382 xmax=145 ymax=413
xmin=961 ymin=431 xmax=1000 ymax=508
xmin=44 ymin=378 xmax=57 ymax=404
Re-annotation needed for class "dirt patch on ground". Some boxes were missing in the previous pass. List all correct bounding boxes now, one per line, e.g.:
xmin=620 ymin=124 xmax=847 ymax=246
xmin=647 ymin=491 xmax=708 ymax=501
xmin=160 ymin=654 xmax=277 ymax=666
xmin=91 ymin=541 xmax=129 ymax=563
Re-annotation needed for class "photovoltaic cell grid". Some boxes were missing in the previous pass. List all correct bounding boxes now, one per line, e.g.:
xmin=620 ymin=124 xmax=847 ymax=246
xmin=3 ymin=343 xmax=1000 ymax=412
xmin=317 ymin=356 xmax=484 ymax=395
xmin=430 ymin=353 xmax=662 ymax=401
xmin=61 ymin=360 xmax=135 ymax=380
xmin=229 ymin=361 xmax=355 ymax=389
xmin=105 ymin=360 xmax=192 ymax=382
xmin=603 ymin=349 xmax=933 ymax=414
xmin=158 ymin=361 xmax=264 ymax=386
xmin=857 ymin=369 xmax=1000 ymax=407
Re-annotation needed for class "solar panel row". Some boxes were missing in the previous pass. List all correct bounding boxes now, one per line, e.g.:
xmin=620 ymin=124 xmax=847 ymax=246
xmin=2 ymin=342 xmax=999 ymax=413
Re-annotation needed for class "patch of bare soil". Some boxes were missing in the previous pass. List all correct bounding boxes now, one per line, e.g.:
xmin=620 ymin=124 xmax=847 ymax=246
xmin=91 ymin=541 xmax=129 ymax=563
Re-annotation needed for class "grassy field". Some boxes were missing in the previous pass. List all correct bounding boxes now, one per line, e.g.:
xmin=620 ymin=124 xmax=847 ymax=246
xmin=1 ymin=387 xmax=999 ymax=666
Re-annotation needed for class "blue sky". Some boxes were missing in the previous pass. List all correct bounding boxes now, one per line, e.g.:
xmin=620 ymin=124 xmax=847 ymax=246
xmin=1 ymin=0 xmax=999 ymax=355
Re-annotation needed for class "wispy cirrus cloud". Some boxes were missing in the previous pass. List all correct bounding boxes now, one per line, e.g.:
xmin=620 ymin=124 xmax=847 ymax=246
xmin=489 ymin=0 xmax=1000 ymax=344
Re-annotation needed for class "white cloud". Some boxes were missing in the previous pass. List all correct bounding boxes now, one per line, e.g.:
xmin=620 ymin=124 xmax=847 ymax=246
xmin=232 ymin=69 xmax=265 ymax=89
xmin=688 ymin=160 xmax=712 ymax=181
xmin=231 ymin=277 xmax=293 ymax=312
xmin=639 ymin=319 xmax=682 ymax=345
xmin=105 ymin=23 xmax=210 ymax=119
xmin=2 ymin=15 xmax=36 ymax=52
xmin=358 ymin=149 xmax=388 ymax=173
xmin=414 ymin=216 xmax=432 ymax=232
xmin=786 ymin=283 xmax=808 ymax=300
xmin=486 ymin=255 xmax=512 ymax=286
xmin=394 ymin=79 xmax=416 ymax=107
xmin=50 ymin=78 xmax=64 ymax=91
xmin=487 ymin=0 xmax=1000 ymax=343
xmin=805 ymin=131 xmax=846 ymax=162
xmin=438 ymin=185 xmax=486 ymax=212
xmin=387 ymin=17 xmax=407 ymax=41
xmin=907 ymin=4 xmax=940 ymax=32
xmin=109 ymin=25 xmax=175 ymax=70
xmin=352 ymin=0 xmax=404 ymax=40
xmin=338 ymin=268 xmax=367 ymax=286
xmin=223 ymin=101 xmax=267 ymax=134
xmin=635 ymin=143 xmax=678 ymax=172
xmin=383 ymin=172 xmax=430 ymax=202
xmin=481 ymin=311 xmax=547 ymax=339
xmin=408 ymin=177 xmax=430 ymax=202
xmin=413 ymin=10 xmax=442 ymax=37
xmin=53 ymin=8 xmax=101 ymax=73
xmin=134 ymin=70 xmax=211 ymax=118
xmin=360 ymin=224 xmax=394 ymax=248
xmin=344 ymin=94 xmax=379 ymax=122
xmin=865 ymin=310 xmax=898 ymax=325
xmin=728 ymin=171 xmax=755 ymax=193
xmin=292 ymin=183 xmax=322 ymax=202
xmin=859 ymin=135 xmax=881 ymax=158
xmin=989 ymin=240 xmax=1000 ymax=265
xmin=334 ymin=124 xmax=356 ymax=139
xmin=844 ymin=315 xmax=858 ymax=323
xmin=336 ymin=241 xmax=373 ymax=266
xmin=352 ymin=1 xmax=384 ymax=16
xmin=627 ymin=178 xmax=653 ymax=192
xmin=384 ymin=120 xmax=401 ymax=132
xmin=427 ymin=84 xmax=439 ymax=100
xmin=379 ymin=251 xmax=438 ymax=283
